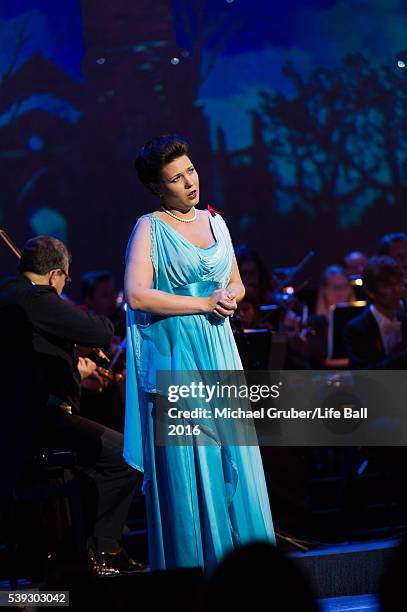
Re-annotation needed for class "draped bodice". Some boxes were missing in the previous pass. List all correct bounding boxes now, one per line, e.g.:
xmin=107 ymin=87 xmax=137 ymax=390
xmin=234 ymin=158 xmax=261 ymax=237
xmin=125 ymin=210 xmax=235 ymax=394
xmin=133 ymin=211 xmax=234 ymax=293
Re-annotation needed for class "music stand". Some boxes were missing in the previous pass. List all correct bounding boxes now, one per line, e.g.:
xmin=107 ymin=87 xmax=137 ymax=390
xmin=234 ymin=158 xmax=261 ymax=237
xmin=233 ymin=329 xmax=287 ymax=370
xmin=328 ymin=301 xmax=367 ymax=359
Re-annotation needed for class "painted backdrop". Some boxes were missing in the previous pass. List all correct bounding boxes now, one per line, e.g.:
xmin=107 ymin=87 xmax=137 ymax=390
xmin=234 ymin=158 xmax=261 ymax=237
xmin=1 ymin=0 xmax=406 ymax=293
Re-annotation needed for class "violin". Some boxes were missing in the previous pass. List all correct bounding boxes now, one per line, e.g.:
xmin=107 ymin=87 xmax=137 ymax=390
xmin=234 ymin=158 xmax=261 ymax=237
xmin=87 ymin=345 xmax=125 ymax=385
xmin=95 ymin=366 xmax=124 ymax=384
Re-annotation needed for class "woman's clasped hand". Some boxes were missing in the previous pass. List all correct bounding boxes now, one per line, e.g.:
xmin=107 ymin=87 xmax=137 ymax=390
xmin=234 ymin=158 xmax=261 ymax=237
xmin=209 ymin=288 xmax=237 ymax=319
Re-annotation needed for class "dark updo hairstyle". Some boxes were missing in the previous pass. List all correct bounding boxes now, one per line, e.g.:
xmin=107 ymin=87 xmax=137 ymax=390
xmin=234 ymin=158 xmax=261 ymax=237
xmin=134 ymin=134 xmax=189 ymax=193
xmin=18 ymin=236 xmax=71 ymax=275
xmin=362 ymin=255 xmax=403 ymax=293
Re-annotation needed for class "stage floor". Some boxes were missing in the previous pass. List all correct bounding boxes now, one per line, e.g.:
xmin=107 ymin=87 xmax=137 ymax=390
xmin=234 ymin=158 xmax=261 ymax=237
xmin=320 ymin=594 xmax=379 ymax=611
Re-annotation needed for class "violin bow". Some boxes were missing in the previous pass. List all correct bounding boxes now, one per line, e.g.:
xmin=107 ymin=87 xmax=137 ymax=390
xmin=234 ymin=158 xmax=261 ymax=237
xmin=0 ymin=229 xmax=22 ymax=259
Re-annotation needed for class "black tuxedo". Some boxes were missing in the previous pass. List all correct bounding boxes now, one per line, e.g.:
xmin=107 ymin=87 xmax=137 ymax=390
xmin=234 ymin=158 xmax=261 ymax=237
xmin=0 ymin=275 xmax=141 ymax=554
xmin=344 ymin=307 xmax=407 ymax=370
xmin=344 ymin=307 xmax=407 ymax=524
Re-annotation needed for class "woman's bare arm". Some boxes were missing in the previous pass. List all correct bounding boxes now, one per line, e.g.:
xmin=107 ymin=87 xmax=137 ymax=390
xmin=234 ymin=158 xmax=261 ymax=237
xmin=124 ymin=217 xmax=215 ymax=315
xmin=212 ymin=256 xmax=245 ymax=318
xmin=225 ymin=256 xmax=245 ymax=303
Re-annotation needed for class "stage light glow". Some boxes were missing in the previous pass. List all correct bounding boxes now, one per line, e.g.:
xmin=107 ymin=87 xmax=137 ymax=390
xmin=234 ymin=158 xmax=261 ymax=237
xmin=96 ymin=57 xmax=106 ymax=65
xmin=28 ymin=135 xmax=44 ymax=151
xmin=397 ymin=60 xmax=405 ymax=68
xmin=30 ymin=207 xmax=67 ymax=241
xmin=170 ymin=57 xmax=180 ymax=65
xmin=357 ymin=460 xmax=369 ymax=476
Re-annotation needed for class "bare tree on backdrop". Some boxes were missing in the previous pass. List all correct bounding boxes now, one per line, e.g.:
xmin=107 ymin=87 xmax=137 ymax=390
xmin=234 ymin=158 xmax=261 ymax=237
xmin=80 ymin=0 xmax=242 ymax=159
xmin=172 ymin=0 xmax=243 ymax=84
xmin=259 ymin=52 xmax=407 ymax=232
xmin=171 ymin=0 xmax=244 ymax=208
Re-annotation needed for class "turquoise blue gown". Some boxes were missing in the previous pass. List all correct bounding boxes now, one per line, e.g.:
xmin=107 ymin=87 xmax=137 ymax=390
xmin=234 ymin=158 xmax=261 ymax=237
xmin=124 ymin=210 xmax=275 ymax=573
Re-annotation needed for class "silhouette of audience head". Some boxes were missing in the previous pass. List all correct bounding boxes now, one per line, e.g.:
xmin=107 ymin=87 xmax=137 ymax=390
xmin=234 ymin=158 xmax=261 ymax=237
xmin=81 ymin=271 xmax=117 ymax=318
xmin=362 ymin=256 xmax=403 ymax=312
xmin=204 ymin=541 xmax=318 ymax=612
xmin=379 ymin=232 xmax=407 ymax=280
xmin=343 ymin=250 xmax=368 ymax=277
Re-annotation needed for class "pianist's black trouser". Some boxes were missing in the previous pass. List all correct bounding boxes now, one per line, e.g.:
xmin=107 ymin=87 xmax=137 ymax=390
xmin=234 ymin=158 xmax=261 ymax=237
xmin=42 ymin=410 xmax=142 ymax=553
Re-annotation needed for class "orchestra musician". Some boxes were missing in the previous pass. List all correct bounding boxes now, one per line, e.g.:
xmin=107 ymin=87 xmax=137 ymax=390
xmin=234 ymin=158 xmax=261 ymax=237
xmin=378 ymin=233 xmax=407 ymax=310
xmin=78 ymin=270 xmax=126 ymax=431
xmin=0 ymin=235 xmax=146 ymax=576
xmin=344 ymin=256 xmax=407 ymax=370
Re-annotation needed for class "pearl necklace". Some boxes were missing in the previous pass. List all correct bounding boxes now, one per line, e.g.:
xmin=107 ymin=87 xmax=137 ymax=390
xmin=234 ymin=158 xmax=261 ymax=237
xmin=161 ymin=206 xmax=197 ymax=223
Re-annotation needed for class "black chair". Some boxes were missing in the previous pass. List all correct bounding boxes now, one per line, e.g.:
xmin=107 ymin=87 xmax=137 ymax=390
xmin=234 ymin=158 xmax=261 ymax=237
xmin=4 ymin=448 xmax=88 ymax=588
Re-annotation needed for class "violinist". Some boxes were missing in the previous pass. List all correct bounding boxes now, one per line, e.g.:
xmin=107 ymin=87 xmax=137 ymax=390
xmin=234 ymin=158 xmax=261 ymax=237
xmin=343 ymin=250 xmax=368 ymax=278
xmin=0 ymin=236 xmax=145 ymax=576
xmin=303 ymin=265 xmax=355 ymax=369
xmin=78 ymin=270 xmax=126 ymax=431
xmin=235 ymin=244 xmax=277 ymax=305
xmin=236 ymin=288 xmax=267 ymax=329
xmin=81 ymin=270 xmax=125 ymax=336
xmin=279 ymin=265 xmax=355 ymax=369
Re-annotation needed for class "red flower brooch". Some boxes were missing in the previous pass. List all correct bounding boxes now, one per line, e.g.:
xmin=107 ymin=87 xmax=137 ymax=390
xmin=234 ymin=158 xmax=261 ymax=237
xmin=207 ymin=204 xmax=224 ymax=217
